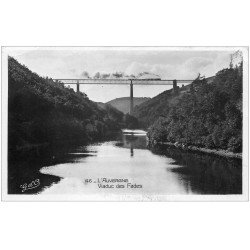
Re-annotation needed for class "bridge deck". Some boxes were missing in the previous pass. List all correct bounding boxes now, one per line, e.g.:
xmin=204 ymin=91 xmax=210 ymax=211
xmin=55 ymin=79 xmax=193 ymax=85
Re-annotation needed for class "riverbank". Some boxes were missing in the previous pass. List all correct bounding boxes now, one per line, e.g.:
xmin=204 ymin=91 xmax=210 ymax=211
xmin=154 ymin=141 xmax=242 ymax=159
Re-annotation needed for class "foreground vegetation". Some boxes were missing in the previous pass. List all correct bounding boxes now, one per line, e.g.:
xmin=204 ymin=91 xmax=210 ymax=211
xmin=143 ymin=63 xmax=242 ymax=153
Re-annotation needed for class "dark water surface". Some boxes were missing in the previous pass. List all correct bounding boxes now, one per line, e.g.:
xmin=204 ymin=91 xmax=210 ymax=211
xmin=9 ymin=130 xmax=242 ymax=195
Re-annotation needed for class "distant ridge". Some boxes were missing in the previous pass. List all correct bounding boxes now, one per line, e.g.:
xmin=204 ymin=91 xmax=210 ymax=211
xmin=106 ymin=97 xmax=151 ymax=114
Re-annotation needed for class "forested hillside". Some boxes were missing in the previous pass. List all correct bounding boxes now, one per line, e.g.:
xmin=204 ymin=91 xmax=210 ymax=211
xmin=97 ymin=102 xmax=139 ymax=129
xmin=138 ymin=63 xmax=243 ymax=153
xmin=133 ymin=89 xmax=176 ymax=127
xmin=8 ymin=57 xmax=127 ymax=153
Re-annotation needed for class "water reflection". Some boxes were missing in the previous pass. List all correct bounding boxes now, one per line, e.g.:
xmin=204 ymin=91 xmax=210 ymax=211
xmin=37 ymin=130 xmax=242 ymax=195
xmin=152 ymin=145 xmax=242 ymax=194
xmin=116 ymin=132 xmax=147 ymax=157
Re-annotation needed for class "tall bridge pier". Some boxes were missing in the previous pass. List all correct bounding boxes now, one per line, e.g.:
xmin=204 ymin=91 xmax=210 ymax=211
xmin=130 ymin=81 xmax=134 ymax=115
xmin=77 ymin=80 xmax=80 ymax=92
xmin=173 ymin=79 xmax=178 ymax=94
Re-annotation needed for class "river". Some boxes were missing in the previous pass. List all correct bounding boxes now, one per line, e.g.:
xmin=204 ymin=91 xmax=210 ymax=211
xmin=9 ymin=130 xmax=242 ymax=196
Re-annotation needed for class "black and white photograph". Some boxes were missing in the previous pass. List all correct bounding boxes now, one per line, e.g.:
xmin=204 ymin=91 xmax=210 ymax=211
xmin=1 ymin=1 xmax=250 ymax=250
xmin=1 ymin=47 xmax=248 ymax=201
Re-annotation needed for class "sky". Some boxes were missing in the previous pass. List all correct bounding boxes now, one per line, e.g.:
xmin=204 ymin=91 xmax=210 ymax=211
xmin=8 ymin=47 xmax=235 ymax=102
